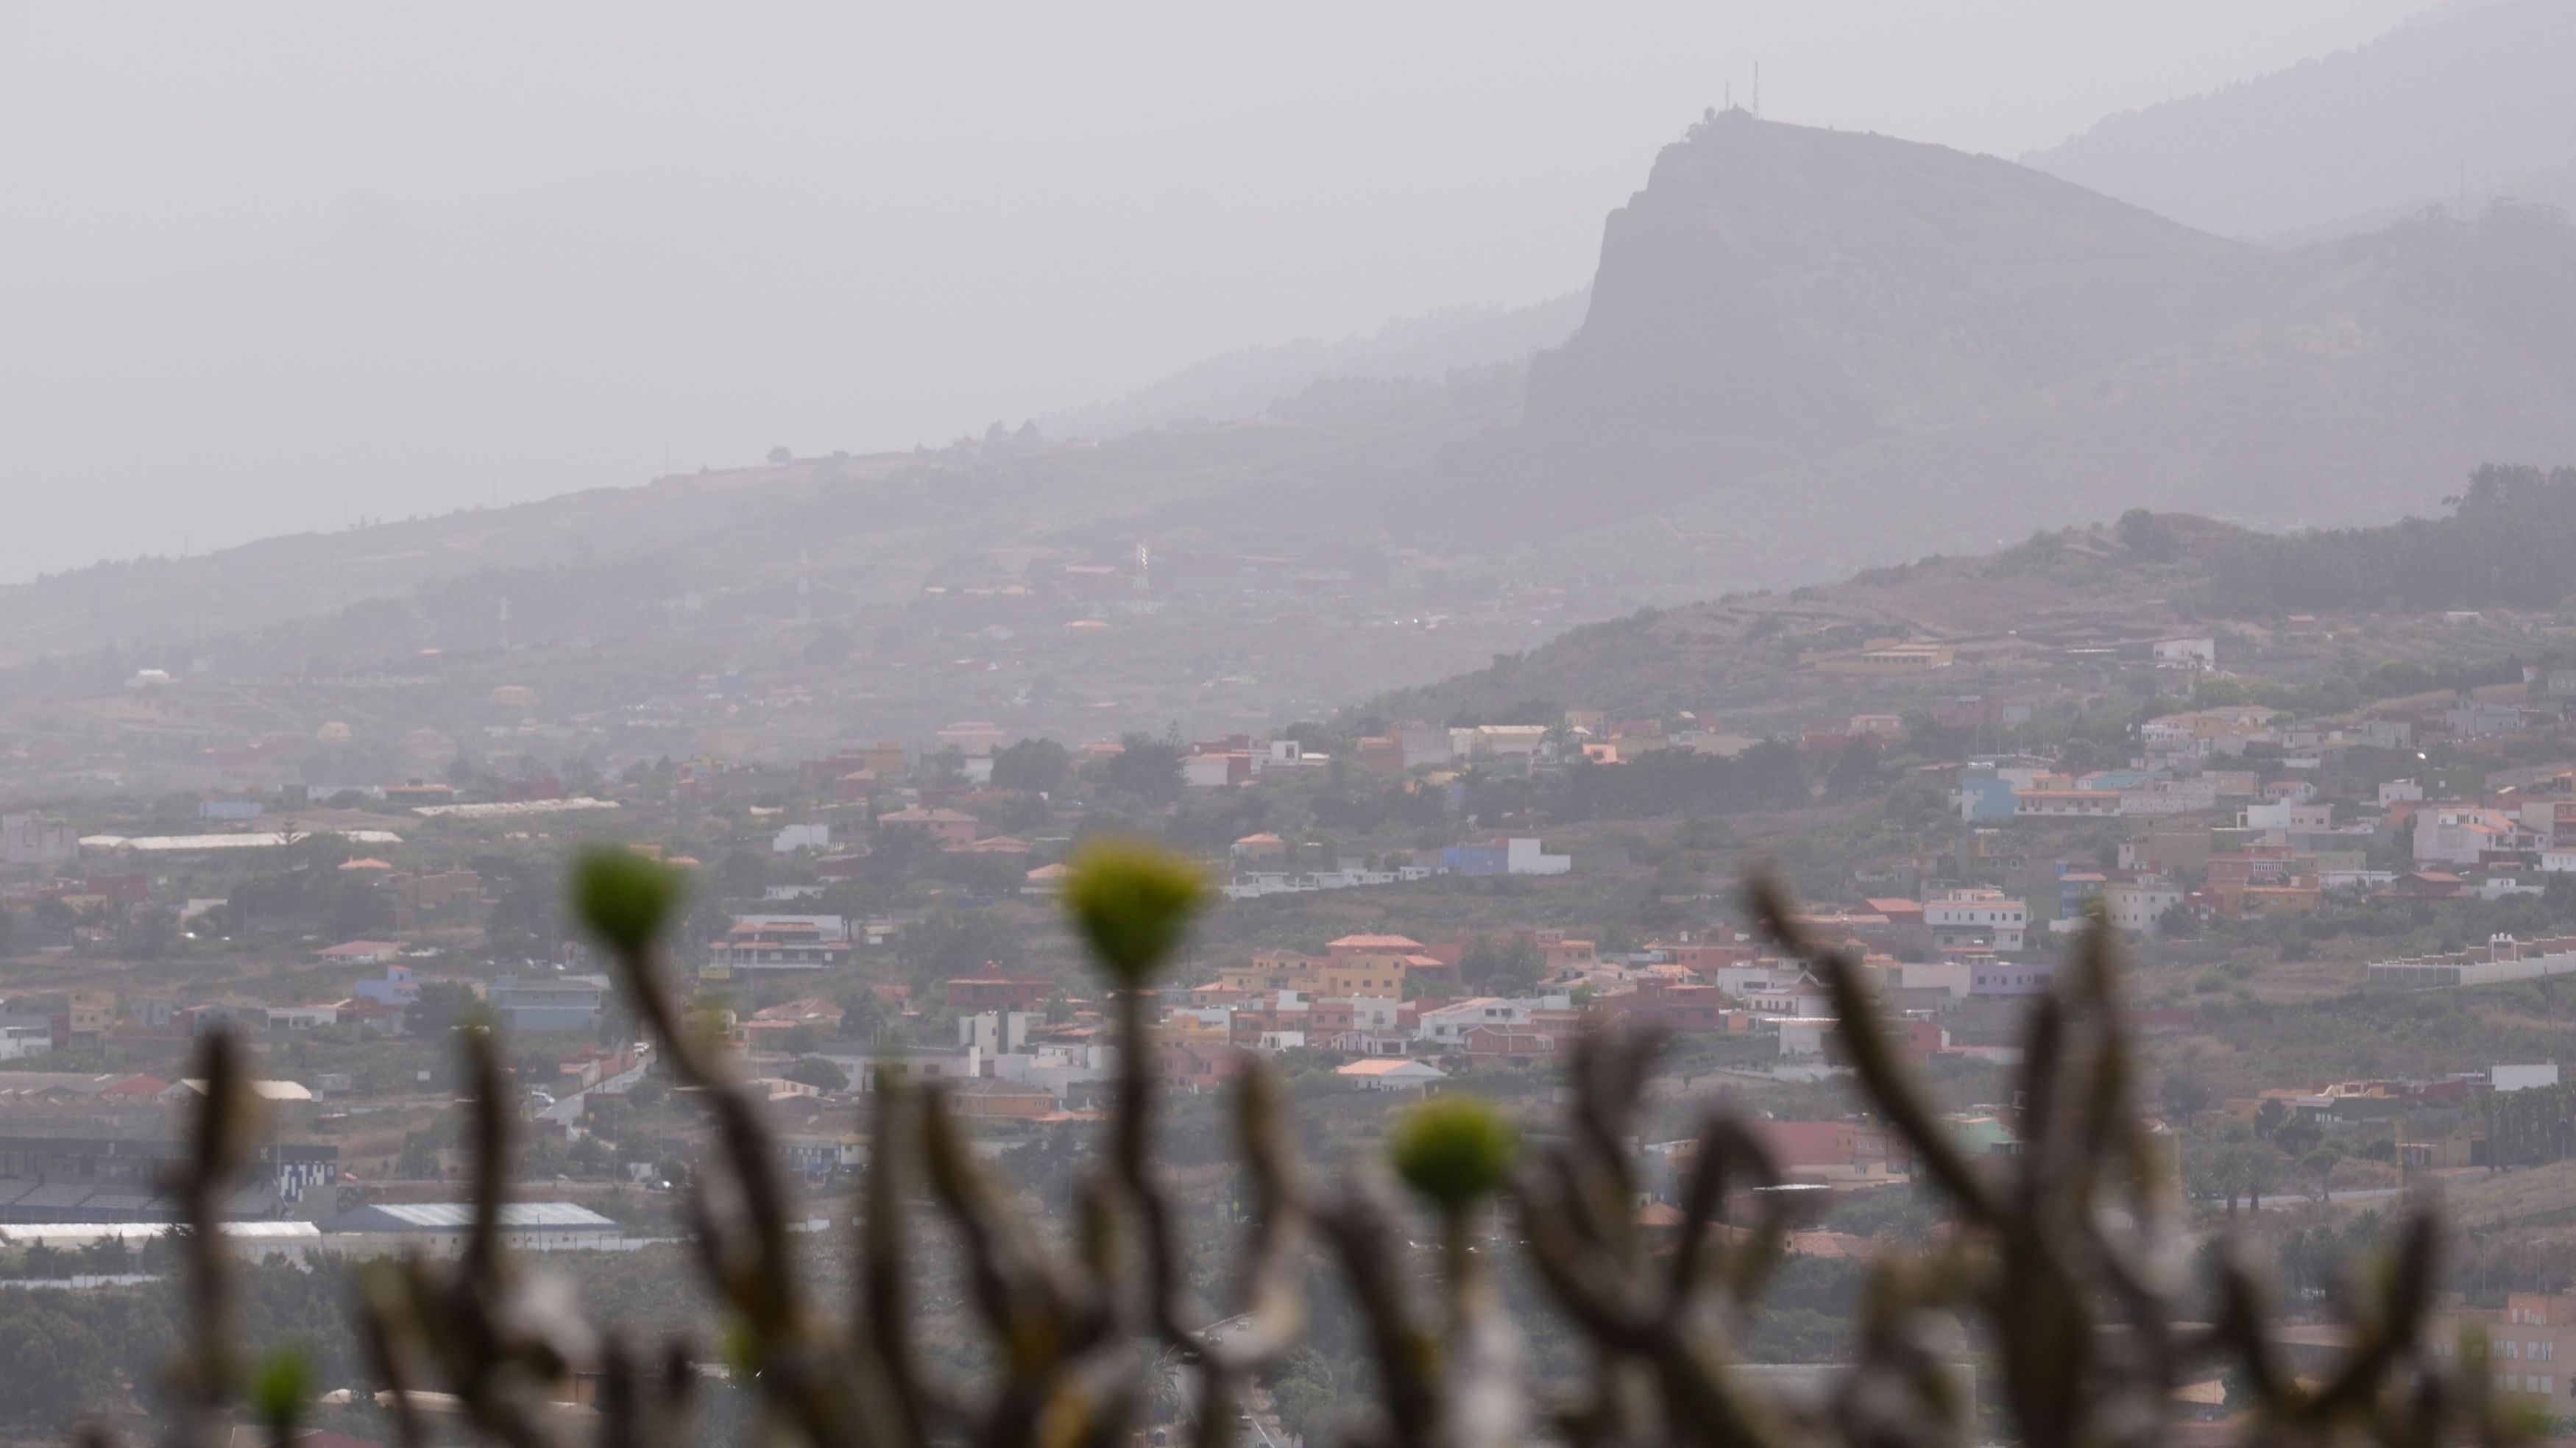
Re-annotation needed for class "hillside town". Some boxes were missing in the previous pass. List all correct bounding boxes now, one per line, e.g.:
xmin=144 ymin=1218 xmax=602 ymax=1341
xmin=13 ymin=602 xmax=2576 ymax=1266
xmin=15 ymin=0 xmax=2576 ymax=1425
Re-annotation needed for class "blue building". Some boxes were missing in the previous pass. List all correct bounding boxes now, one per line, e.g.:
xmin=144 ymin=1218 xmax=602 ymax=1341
xmin=1957 ymin=774 xmax=2017 ymax=823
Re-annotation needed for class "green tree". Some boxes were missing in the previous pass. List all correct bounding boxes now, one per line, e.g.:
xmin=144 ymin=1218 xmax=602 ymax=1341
xmin=2273 ymin=1115 xmax=2324 ymax=1157
xmin=1265 ymin=1346 xmax=1341 ymax=1443
xmin=1101 ymin=733 xmax=1185 ymax=803
xmin=2300 ymin=1145 xmax=2346 ymax=1201
xmin=781 ymin=1056 xmax=849 ymax=1093
xmin=720 ymin=848 xmax=771 ymax=901
xmin=1823 ymin=738 xmax=1886 ymax=798
xmin=991 ymin=738 xmax=1072 ymax=795
xmin=899 ymin=910 xmax=1023 ymax=988
xmin=2115 ymin=508 xmax=2181 ymax=561
xmin=325 ymin=879 xmax=394 ymax=938
xmin=396 ymin=1129 xmax=447 ymax=1180
xmin=408 ymin=981 xmax=483 ymax=1037
xmin=0 ymin=1295 xmax=120 ymax=1423
xmin=1459 ymin=934 xmax=1544 ymax=995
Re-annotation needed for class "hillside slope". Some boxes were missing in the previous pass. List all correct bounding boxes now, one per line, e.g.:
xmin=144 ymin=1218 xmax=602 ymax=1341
xmin=2023 ymin=0 xmax=2576 ymax=241
xmin=1047 ymin=293 xmax=1585 ymax=439
xmin=24 ymin=109 xmax=2576 ymax=692
xmin=1359 ymin=475 xmax=2576 ymax=736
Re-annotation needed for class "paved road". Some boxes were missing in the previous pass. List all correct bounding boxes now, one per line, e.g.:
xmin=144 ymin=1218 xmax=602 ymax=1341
xmin=2237 ymin=1186 xmax=2405 ymax=1213
xmin=1197 ymin=1316 xmax=1291 ymax=1448
xmin=537 ymin=1059 xmax=651 ymax=1126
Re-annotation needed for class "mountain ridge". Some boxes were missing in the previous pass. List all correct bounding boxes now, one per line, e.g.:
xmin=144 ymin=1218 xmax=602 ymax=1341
xmin=1465 ymin=110 xmax=2576 ymax=576
xmin=2023 ymin=0 xmax=2576 ymax=241
xmin=1046 ymin=292 xmax=1586 ymax=439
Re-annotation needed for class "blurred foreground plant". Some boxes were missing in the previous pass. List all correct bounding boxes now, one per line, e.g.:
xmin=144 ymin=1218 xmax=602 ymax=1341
xmin=116 ymin=851 xmax=2505 ymax=1448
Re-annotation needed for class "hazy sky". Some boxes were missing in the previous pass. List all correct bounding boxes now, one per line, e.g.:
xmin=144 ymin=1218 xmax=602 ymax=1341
xmin=0 ymin=1 xmax=2430 ymax=581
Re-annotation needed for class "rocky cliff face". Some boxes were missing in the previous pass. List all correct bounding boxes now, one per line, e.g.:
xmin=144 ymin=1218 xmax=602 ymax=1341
xmin=1488 ymin=110 xmax=2576 ymax=577
xmin=1526 ymin=111 xmax=2248 ymax=458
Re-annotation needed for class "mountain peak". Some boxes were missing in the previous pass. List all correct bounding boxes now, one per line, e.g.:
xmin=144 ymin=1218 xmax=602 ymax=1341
xmin=1524 ymin=116 xmax=2240 ymax=460
xmin=1477 ymin=114 xmax=2576 ymax=584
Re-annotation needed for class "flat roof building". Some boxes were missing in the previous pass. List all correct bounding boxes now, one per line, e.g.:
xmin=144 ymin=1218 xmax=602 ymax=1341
xmin=319 ymin=1201 xmax=619 ymax=1257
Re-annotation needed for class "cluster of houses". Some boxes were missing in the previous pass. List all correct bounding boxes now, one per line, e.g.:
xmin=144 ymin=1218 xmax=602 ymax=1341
xmin=745 ymin=912 xmax=2193 ymax=1128
xmin=1215 ymin=831 xmax=1569 ymax=900
xmin=1912 ymin=681 xmax=2576 ymax=949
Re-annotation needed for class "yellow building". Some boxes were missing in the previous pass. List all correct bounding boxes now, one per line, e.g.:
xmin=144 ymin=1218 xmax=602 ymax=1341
xmin=1217 ymin=940 xmax=1413 ymax=1000
xmin=1158 ymin=1014 xmax=1231 ymax=1047
xmin=1217 ymin=951 xmax=1323 ymax=994
xmin=1322 ymin=934 xmax=1422 ymax=999
xmin=2430 ymin=1292 xmax=2575 ymax=1411
xmin=1320 ymin=957 xmax=1409 ymax=999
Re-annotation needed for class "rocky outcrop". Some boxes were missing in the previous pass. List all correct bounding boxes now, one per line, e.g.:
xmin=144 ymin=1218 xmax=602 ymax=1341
xmin=1493 ymin=110 xmax=2576 ymax=571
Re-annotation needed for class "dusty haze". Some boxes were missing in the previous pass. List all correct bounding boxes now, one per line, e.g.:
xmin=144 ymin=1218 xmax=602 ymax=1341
xmin=1 ymin=1 xmax=2424 ymax=581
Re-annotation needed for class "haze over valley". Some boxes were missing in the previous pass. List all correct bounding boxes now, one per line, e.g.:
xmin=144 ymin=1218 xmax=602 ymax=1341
xmin=16 ymin=7 xmax=2576 ymax=1443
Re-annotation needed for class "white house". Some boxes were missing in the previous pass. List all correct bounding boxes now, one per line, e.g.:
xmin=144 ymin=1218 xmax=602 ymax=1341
xmin=959 ymin=1011 xmax=1041 ymax=1055
xmin=994 ymin=1041 xmax=1112 ymax=1099
xmin=2416 ymin=808 xmax=2536 ymax=866
xmin=2446 ymin=701 xmax=2527 ymax=739
xmin=1418 ymin=998 xmax=1532 ymax=1045
xmin=2240 ymin=801 xmax=2333 ymax=833
xmin=1774 ymin=1018 xmax=1836 ymax=1058
xmin=829 ymin=1044 xmax=983 ymax=1090
xmin=2101 ymin=881 xmax=2187 ymax=934
xmin=1336 ymin=1059 xmax=1448 ymax=1090
xmin=2014 ymin=790 xmax=2121 ymax=818
xmin=1415 ymin=995 xmax=1568 ymax=1045
xmin=771 ymin=823 xmax=831 ymax=853
xmin=1745 ymin=982 xmax=1834 ymax=1019
xmin=2151 ymin=638 xmax=2217 ymax=669
xmin=1892 ymin=960 xmax=1970 ymax=998
xmin=1924 ymin=890 xmax=2028 ymax=952
xmin=1345 ymin=998 xmax=1407 ymax=1032
xmin=2119 ymin=779 xmax=2217 ymax=816
xmin=1507 ymin=837 xmax=1572 ymax=876
xmin=1459 ymin=725 xmax=1549 ymax=760
xmin=0 ymin=1019 xmax=52 ymax=1061
xmin=1710 ymin=964 xmax=1808 ymax=999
